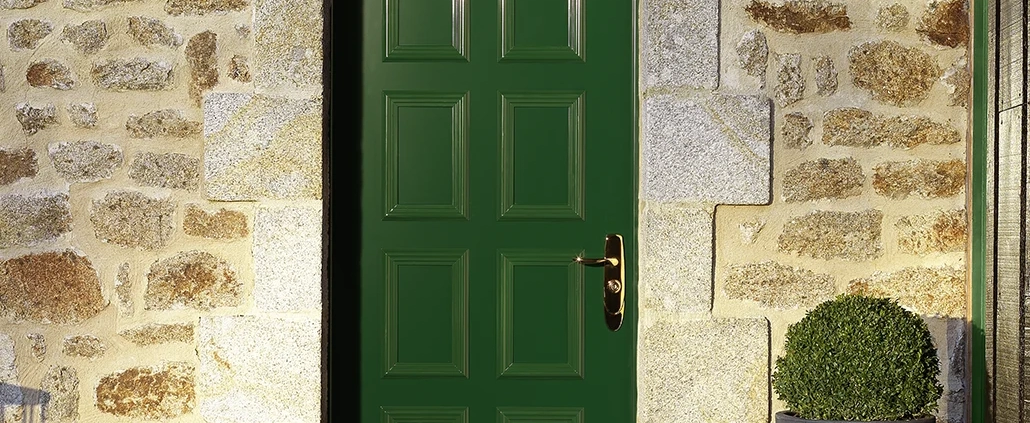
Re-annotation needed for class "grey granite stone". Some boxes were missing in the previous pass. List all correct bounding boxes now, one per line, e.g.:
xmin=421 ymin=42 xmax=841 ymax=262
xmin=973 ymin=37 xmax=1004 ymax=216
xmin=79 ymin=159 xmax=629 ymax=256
xmin=253 ymin=206 xmax=321 ymax=312
xmin=639 ymin=202 xmax=713 ymax=313
xmin=641 ymin=0 xmax=719 ymax=90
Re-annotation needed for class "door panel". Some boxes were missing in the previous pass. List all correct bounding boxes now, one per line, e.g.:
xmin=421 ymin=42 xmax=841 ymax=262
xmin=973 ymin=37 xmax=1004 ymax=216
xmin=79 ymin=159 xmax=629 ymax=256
xmin=362 ymin=0 xmax=636 ymax=420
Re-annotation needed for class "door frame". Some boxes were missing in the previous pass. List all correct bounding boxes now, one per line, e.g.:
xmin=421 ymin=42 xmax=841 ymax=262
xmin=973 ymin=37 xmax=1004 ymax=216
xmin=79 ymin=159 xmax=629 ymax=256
xmin=970 ymin=1 xmax=986 ymax=423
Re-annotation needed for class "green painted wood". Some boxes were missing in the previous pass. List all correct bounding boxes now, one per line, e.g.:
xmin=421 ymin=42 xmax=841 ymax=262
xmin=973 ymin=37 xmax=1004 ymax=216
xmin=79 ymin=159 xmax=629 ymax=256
xmin=970 ymin=0 xmax=986 ymax=420
xmin=361 ymin=0 xmax=637 ymax=421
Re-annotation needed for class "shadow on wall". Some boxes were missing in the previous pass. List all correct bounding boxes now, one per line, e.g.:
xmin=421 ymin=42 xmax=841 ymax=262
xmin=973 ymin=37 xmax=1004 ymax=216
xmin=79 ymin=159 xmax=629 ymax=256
xmin=0 ymin=384 xmax=50 ymax=423
xmin=921 ymin=316 xmax=967 ymax=423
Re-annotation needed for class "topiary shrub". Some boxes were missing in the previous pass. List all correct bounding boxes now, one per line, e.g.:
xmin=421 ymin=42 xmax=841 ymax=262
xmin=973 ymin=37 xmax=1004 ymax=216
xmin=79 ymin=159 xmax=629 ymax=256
xmin=772 ymin=293 xmax=943 ymax=421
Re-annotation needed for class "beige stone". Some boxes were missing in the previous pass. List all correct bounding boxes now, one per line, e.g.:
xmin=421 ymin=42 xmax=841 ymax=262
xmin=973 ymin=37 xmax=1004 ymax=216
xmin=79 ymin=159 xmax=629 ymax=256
xmin=145 ymin=250 xmax=242 ymax=310
xmin=183 ymin=203 xmax=249 ymax=239
xmin=0 ymin=334 xmax=18 ymax=422
xmin=8 ymin=19 xmax=52 ymax=50
xmin=115 ymin=262 xmax=133 ymax=317
xmin=916 ymin=0 xmax=969 ymax=48
xmin=848 ymin=266 xmax=965 ymax=317
xmin=782 ymin=157 xmax=863 ymax=202
xmin=128 ymin=152 xmax=200 ymax=190
xmin=253 ymin=0 xmax=322 ymax=90
xmin=90 ymin=191 xmax=175 ymax=250
xmin=96 ymin=362 xmax=195 ymax=419
xmin=61 ymin=20 xmax=108 ymax=54
xmin=253 ymin=206 xmax=321 ymax=311
xmin=62 ymin=334 xmax=106 ymax=359
xmin=813 ymin=55 xmax=837 ymax=96
xmin=41 ymin=365 xmax=78 ymax=423
xmin=0 ymin=250 xmax=106 ymax=324
xmin=943 ymin=56 xmax=970 ymax=108
xmin=26 ymin=59 xmax=75 ymax=90
xmin=876 ymin=3 xmax=909 ymax=31
xmin=120 ymin=323 xmax=194 ymax=346
xmin=739 ymin=219 xmax=766 ymax=244
xmin=639 ymin=203 xmax=713 ymax=312
xmin=67 ymin=102 xmax=97 ymax=127
xmin=228 ymin=55 xmax=251 ymax=82
xmin=774 ymin=53 xmax=803 ymax=107
xmin=165 ymin=0 xmax=246 ymax=15
xmin=126 ymin=109 xmax=201 ymax=138
xmin=1 ymin=0 xmax=45 ymax=8
xmin=724 ymin=261 xmax=835 ymax=308
xmin=92 ymin=58 xmax=173 ymax=90
xmin=0 ymin=193 xmax=71 ymax=247
xmin=896 ymin=209 xmax=966 ymax=254
xmin=48 ymin=140 xmax=123 ymax=182
xmin=778 ymin=209 xmax=883 ymax=260
xmin=0 ymin=148 xmax=37 ymax=185
xmin=782 ymin=112 xmax=813 ymax=149
xmin=872 ymin=159 xmax=965 ymax=199
xmin=744 ymin=0 xmax=850 ymax=33
xmin=127 ymin=16 xmax=181 ymax=47
xmin=736 ymin=29 xmax=768 ymax=78
xmin=26 ymin=333 xmax=45 ymax=362
xmin=15 ymin=103 xmax=58 ymax=135
xmin=64 ymin=0 xmax=139 ymax=10
xmin=849 ymin=40 xmax=941 ymax=107
xmin=186 ymin=31 xmax=217 ymax=105
xmin=823 ymin=107 xmax=961 ymax=148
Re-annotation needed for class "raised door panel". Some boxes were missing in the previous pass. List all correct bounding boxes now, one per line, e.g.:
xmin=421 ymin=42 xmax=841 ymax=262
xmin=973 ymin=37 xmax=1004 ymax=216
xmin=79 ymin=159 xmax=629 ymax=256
xmin=385 ymin=0 xmax=470 ymax=61
xmin=499 ymin=0 xmax=584 ymax=62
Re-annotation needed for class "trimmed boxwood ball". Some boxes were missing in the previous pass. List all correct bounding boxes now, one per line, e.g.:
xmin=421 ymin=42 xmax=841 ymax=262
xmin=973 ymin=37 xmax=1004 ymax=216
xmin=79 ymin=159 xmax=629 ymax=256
xmin=772 ymin=294 xmax=943 ymax=421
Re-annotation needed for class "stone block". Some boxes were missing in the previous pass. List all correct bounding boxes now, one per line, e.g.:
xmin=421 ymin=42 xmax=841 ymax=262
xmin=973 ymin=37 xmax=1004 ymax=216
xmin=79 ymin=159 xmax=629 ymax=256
xmin=724 ymin=261 xmax=835 ymax=309
xmin=639 ymin=202 xmax=713 ymax=312
xmin=641 ymin=0 xmax=718 ymax=90
xmin=0 ymin=148 xmax=37 ymax=185
xmin=849 ymin=40 xmax=941 ymax=107
xmin=183 ymin=204 xmax=249 ymax=240
xmin=896 ymin=209 xmax=966 ymax=254
xmin=127 ymin=16 xmax=181 ymax=47
xmin=745 ymin=0 xmax=851 ymax=33
xmin=782 ymin=112 xmax=813 ymax=149
xmin=775 ymin=53 xmax=804 ymax=106
xmin=778 ymin=209 xmax=883 ymax=261
xmin=26 ymin=333 xmax=45 ymax=362
xmin=128 ymin=152 xmax=200 ymax=190
xmin=115 ymin=262 xmax=132 ymax=317
xmin=41 ymin=366 xmax=78 ymax=423
xmin=96 ymin=362 xmax=194 ymax=419
xmin=876 ymin=3 xmax=909 ymax=31
xmin=15 ymin=103 xmax=57 ymax=135
xmin=228 ymin=55 xmax=251 ymax=82
xmin=126 ymin=109 xmax=201 ymax=138
xmin=62 ymin=334 xmax=105 ymax=359
xmin=186 ymin=31 xmax=217 ymax=104
xmin=197 ymin=316 xmax=320 ymax=423
xmin=642 ymin=94 xmax=771 ymax=204
xmin=48 ymin=140 xmax=123 ymax=183
xmin=782 ymin=157 xmax=864 ymax=202
xmin=253 ymin=206 xmax=321 ymax=311
xmin=253 ymin=0 xmax=321 ymax=90
xmin=0 ymin=250 xmax=105 ymax=324
xmin=27 ymin=59 xmax=75 ymax=90
xmin=823 ymin=107 xmax=961 ymax=148
xmin=813 ymin=56 xmax=837 ymax=96
xmin=943 ymin=56 xmax=970 ymax=108
xmin=64 ymin=0 xmax=138 ymax=10
xmin=61 ymin=20 xmax=108 ymax=54
xmin=739 ymin=218 xmax=765 ymax=244
xmin=872 ymin=159 xmax=965 ymax=199
xmin=92 ymin=58 xmax=173 ymax=90
xmin=0 ymin=193 xmax=71 ymax=247
xmin=67 ymin=102 xmax=97 ymax=128
xmin=144 ymin=250 xmax=242 ymax=311
xmin=90 ymin=191 xmax=175 ymax=250
xmin=736 ymin=29 xmax=768 ymax=78
xmin=1 ymin=0 xmax=44 ymax=8
xmin=204 ymin=93 xmax=322 ymax=200
xmin=917 ymin=0 xmax=969 ymax=48
xmin=165 ymin=0 xmax=246 ymax=15
xmin=848 ymin=266 xmax=965 ymax=317
xmin=8 ymin=19 xmax=51 ymax=50
xmin=120 ymin=323 xmax=194 ymax=346
xmin=0 ymin=334 xmax=20 ymax=423
xmin=638 ymin=318 xmax=768 ymax=423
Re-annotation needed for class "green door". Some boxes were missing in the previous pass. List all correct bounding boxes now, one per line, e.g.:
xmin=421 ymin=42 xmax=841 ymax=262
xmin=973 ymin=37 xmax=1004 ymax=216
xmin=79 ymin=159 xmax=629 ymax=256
xmin=360 ymin=0 xmax=637 ymax=421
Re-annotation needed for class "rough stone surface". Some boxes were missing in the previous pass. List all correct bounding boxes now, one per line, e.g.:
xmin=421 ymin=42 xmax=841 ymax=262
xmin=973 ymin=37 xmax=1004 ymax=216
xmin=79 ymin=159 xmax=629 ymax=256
xmin=0 ymin=250 xmax=105 ymax=324
xmin=876 ymin=3 xmax=910 ymax=31
xmin=0 ymin=148 xmax=37 ymax=185
xmin=782 ymin=112 xmax=813 ymax=149
xmin=736 ymin=29 xmax=768 ymax=79
xmin=61 ymin=20 xmax=108 ymax=54
xmin=26 ymin=59 xmax=75 ymax=90
xmin=205 ymin=94 xmax=323 ymax=200
xmin=739 ymin=219 xmax=765 ymax=244
xmin=90 ymin=191 xmax=175 ymax=250
xmin=128 ymin=152 xmax=200 ymax=190
xmin=64 ymin=0 xmax=139 ymax=11
xmin=872 ymin=159 xmax=966 ymax=199
xmin=228 ymin=55 xmax=251 ymax=82
xmin=745 ymin=0 xmax=851 ymax=33
xmin=642 ymin=94 xmax=770 ymax=204
xmin=8 ymin=19 xmax=52 ymax=50
xmin=0 ymin=65 xmax=5 ymax=92
xmin=95 ymin=363 xmax=195 ymax=419
xmin=0 ymin=334 xmax=18 ymax=423
xmin=782 ymin=157 xmax=864 ymax=202
xmin=641 ymin=0 xmax=719 ymax=89
xmin=145 ymin=250 xmax=242 ymax=310
xmin=127 ymin=16 xmax=181 ymax=47
xmin=126 ymin=109 xmax=201 ymax=138
xmin=115 ymin=262 xmax=132 ymax=317
xmin=253 ymin=0 xmax=323 ymax=90
xmin=813 ymin=55 xmax=837 ymax=96
xmin=235 ymin=24 xmax=249 ymax=38
xmin=638 ymin=318 xmax=768 ymax=423
xmin=775 ymin=53 xmax=804 ymax=107
xmin=848 ymin=266 xmax=965 ymax=317
xmin=778 ymin=209 xmax=883 ymax=260
xmin=254 ymin=206 xmax=321 ymax=311
xmin=197 ymin=316 xmax=321 ymax=423
xmin=120 ymin=323 xmax=194 ymax=346
xmin=67 ymin=102 xmax=97 ymax=128
xmin=896 ymin=209 xmax=966 ymax=254
xmin=943 ymin=56 xmax=970 ymax=108
xmin=184 ymin=204 xmax=249 ymax=239
xmin=0 ymin=193 xmax=71 ymax=247
xmin=165 ymin=0 xmax=247 ymax=15
xmin=15 ymin=103 xmax=58 ymax=135
xmin=639 ymin=203 xmax=713 ymax=312
xmin=62 ymin=334 xmax=105 ymax=359
xmin=48 ymin=140 xmax=123 ymax=182
xmin=186 ymin=31 xmax=217 ymax=104
xmin=822 ymin=107 xmax=961 ymax=148
xmin=917 ymin=0 xmax=969 ymax=48
xmin=724 ymin=261 xmax=835 ymax=308
xmin=849 ymin=40 xmax=942 ymax=107
xmin=1 ymin=0 xmax=45 ymax=8
xmin=92 ymin=58 xmax=173 ymax=90
xmin=40 ymin=366 xmax=78 ymax=423
xmin=26 ymin=333 xmax=45 ymax=362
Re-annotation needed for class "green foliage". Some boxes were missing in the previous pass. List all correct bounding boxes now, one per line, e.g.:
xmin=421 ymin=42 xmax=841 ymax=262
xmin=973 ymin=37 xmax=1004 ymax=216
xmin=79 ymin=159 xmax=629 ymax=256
xmin=771 ymin=293 xmax=943 ymax=421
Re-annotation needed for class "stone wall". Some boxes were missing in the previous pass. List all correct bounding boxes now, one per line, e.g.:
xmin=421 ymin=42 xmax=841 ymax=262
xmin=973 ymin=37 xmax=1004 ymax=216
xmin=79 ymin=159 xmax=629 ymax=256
xmin=638 ymin=0 xmax=969 ymax=422
xmin=0 ymin=0 xmax=322 ymax=421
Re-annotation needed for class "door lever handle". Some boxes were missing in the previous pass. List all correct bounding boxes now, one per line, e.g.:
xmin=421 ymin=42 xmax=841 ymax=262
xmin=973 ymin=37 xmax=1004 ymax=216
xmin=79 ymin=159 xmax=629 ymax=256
xmin=572 ymin=234 xmax=625 ymax=332
xmin=572 ymin=256 xmax=619 ymax=267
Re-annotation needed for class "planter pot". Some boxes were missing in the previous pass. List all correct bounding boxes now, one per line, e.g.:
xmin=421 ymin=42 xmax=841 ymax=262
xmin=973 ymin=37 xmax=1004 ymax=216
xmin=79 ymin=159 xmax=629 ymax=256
xmin=775 ymin=411 xmax=937 ymax=423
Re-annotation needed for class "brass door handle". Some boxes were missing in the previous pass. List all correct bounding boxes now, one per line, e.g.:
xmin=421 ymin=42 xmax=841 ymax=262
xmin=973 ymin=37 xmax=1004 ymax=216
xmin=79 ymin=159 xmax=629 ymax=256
xmin=572 ymin=234 xmax=625 ymax=331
